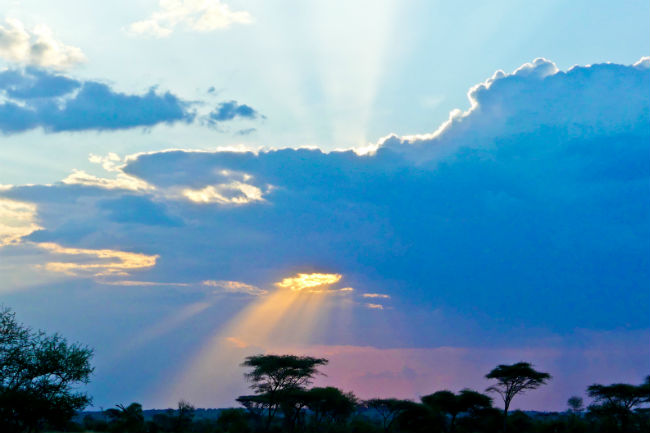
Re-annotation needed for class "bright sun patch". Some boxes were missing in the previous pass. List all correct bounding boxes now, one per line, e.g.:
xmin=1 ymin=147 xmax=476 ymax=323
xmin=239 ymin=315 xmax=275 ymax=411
xmin=275 ymin=272 xmax=342 ymax=292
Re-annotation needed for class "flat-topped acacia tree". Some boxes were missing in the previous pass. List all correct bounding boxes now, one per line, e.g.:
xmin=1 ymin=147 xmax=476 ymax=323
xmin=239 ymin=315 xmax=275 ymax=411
xmin=485 ymin=362 xmax=551 ymax=433
xmin=238 ymin=354 xmax=328 ymax=430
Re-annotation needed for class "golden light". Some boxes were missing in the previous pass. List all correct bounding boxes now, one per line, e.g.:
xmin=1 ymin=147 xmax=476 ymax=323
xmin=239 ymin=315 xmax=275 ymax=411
xmin=36 ymin=242 xmax=158 ymax=276
xmin=0 ymin=198 xmax=42 ymax=246
xmin=162 ymin=272 xmax=354 ymax=406
xmin=275 ymin=272 xmax=342 ymax=292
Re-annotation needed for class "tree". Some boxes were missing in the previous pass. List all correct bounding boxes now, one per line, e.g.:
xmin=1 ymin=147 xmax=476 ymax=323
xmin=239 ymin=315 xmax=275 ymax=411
xmin=567 ymin=396 xmax=584 ymax=414
xmin=215 ymin=408 xmax=251 ymax=433
xmin=174 ymin=400 xmax=195 ymax=432
xmin=587 ymin=379 xmax=649 ymax=431
xmin=365 ymin=398 xmax=415 ymax=432
xmin=105 ymin=402 xmax=146 ymax=433
xmin=305 ymin=386 xmax=358 ymax=428
xmin=0 ymin=306 xmax=94 ymax=433
xmin=395 ymin=402 xmax=444 ymax=433
xmin=485 ymin=362 xmax=551 ymax=433
xmin=587 ymin=382 xmax=647 ymax=412
xmin=421 ymin=389 xmax=492 ymax=431
xmin=238 ymin=354 xmax=328 ymax=430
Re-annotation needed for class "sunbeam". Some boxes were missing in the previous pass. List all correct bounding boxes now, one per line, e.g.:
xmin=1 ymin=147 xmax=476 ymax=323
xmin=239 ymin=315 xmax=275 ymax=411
xmin=164 ymin=272 xmax=354 ymax=406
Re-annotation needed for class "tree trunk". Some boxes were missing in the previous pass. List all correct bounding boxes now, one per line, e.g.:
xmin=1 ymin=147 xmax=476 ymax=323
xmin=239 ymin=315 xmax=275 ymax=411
xmin=503 ymin=402 xmax=510 ymax=433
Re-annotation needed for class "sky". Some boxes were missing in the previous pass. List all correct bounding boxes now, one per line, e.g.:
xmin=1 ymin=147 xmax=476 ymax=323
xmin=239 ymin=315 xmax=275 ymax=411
xmin=0 ymin=0 xmax=648 ymax=412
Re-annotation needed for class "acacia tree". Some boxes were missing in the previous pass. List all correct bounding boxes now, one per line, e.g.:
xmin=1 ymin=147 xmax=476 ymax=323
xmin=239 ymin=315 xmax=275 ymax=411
xmin=587 ymin=379 xmax=650 ymax=430
xmin=238 ymin=354 xmax=328 ymax=430
xmin=305 ymin=386 xmax=358 ymax=428
xmin=0 ymin=306 xmax=93 ymax=433
xmin=485 ymin=362 xmax=551 ymax=433
xmin=588 ymin=382 xmax=649 ymax=411
xmin=365 ymin=398 xmax=416 ymax=432
xmin=421 ymin=389 xmax=492 ymax=431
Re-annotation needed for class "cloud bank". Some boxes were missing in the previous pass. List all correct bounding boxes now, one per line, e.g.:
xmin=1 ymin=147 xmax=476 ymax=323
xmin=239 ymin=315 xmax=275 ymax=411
xmin=3 ymin=58 xmax=648 ymax=328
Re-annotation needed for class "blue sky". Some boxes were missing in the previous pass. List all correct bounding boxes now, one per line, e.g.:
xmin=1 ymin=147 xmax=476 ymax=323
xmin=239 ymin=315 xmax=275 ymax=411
xmin=0 ymin=0 xmax=648 ymax=411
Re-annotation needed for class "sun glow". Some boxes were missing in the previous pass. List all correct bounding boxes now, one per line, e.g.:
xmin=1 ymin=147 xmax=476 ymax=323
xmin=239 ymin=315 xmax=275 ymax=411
xmin=275 ymin=272 xmax=342 ymax=292
xmin=165 ymin=271 xmax=353 ymax=405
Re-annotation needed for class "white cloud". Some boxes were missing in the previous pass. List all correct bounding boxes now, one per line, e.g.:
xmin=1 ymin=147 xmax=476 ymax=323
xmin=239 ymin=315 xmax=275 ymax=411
xmin=363 ymin=293 xmax=390 ymax=299
xmin=202 ymin=279 xmax=267 ymax=296
xmin=365 ymin=303 xmax=384 ymax=310
xmin=0 ymin=18 xmax=85 ymax=69
xmin=129 ymin=0 xmax=252 ymax=38
xmin=88 ymin=153 xmax=124 ymax=173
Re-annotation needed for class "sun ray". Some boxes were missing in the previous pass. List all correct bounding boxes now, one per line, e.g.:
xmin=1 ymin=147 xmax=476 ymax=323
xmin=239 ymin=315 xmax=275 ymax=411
xmin=163 ymin=272 xmax=352 ymax=406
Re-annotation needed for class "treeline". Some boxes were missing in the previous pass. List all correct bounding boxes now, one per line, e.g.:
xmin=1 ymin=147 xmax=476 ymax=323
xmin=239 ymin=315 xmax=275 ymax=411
xmin=1 ymin=307 xmax=649 ymax=433
xmin=79 ymin=355 xmax=649 ymax=433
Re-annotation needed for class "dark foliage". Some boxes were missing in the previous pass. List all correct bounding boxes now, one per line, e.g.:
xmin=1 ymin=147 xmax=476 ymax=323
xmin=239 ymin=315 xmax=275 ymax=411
xmin=0 ymin=306 xmax=93 ymax=433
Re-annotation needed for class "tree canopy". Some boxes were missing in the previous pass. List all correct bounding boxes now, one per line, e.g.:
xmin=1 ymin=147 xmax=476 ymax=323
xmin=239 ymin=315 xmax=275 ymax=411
xmin=422 ymin=389 xmax=492 ymax=431
xmin=0 ymin=306 xmax=94 ymax=433
xmin=239 ymin=354 xmax=329 ymax=430
xmin=241 ymin=354 xmax=328 ymax=394
xmin=587 ymin=381 xmax=649 ymax=411
xmin=485 ymin=362 xmax=551 ymax=432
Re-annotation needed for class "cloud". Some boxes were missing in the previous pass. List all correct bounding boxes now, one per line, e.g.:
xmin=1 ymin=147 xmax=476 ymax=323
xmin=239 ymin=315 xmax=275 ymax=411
xmin=98 ymin=195 xmax=181 ymax=226
xmin=182 ymin=181 xmax=267 ymax=205
xmin=129 ymin=0 xmax=252 ymax=38
xmin=275 ymin=273 xmax=343 ymax=292
xmin=208 ymin=100 xmax=263 ymax=122
xmin=365 ymin=303 xmax=384 ymax=310
xmin=62 ymin=170 xmax=153 ymax=191
xmin=0 ymin=68 xmax=194 ymax=133
xmin=2 ymin=58 xmax=648 ymax=339
xmin=97 ymin=280 xmax=189 ymax=287
xmin=0 ymin=69 xmax=262 ymax=134
xmin=362 ymin=293 xmax=390 ymax=299
xmin=202 ymin=280 xmax=267 ymax=296
xmin=0 ymin=198 xmax=42 ymax=245
xmin=0 ymin=18 xmax=85 ymax=70
xmin=36 ymin=242 xmax=158 ymax=277
xmin=380 ymin=58 xmax=650 ymax=162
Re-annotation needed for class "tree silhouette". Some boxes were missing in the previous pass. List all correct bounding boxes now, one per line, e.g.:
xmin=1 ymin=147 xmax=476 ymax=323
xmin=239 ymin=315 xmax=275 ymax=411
xmin=105 ymin=402 xmax=145 ymax=433
xmin=239 ymin=354 xmax=328 ymax=430
xmin=175 ymin=399 xmax=195 ymax=432
xmin=588 ymin=382 xmax=647 ymax=411
xmin=365 ymin=398 xmax=416 ymax=432
xmin=485 ymin=362 xmax=551 ymax=433
xmin=421 ymin=389 xmax=492 ymax=431
xmin=305 ymin=386 xmax=358 ymax=428
xmin=567 ymin=396 xmax=584 ymax=413
xmin=587 ymin=379 xmax=650 ymax=431
xmin=0 ymin=306 xmax=93 ymax=433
